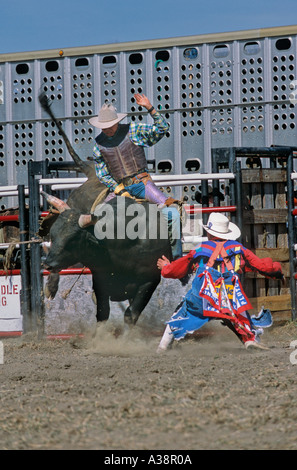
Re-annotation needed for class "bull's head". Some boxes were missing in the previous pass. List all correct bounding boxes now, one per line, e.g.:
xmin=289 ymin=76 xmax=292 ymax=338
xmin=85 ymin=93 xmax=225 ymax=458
xmin=41 ymin=192 xmax=95 ymax=228
xmin=41 ymin=192 xmax=97 ymax=271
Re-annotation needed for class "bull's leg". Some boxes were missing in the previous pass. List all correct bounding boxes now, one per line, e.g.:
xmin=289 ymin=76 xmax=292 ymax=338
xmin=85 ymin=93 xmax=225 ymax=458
xmin=124 ymin=280 xmax=159 ymax=325
xmin=92 ymin=276 xmax=110 ymax=322
xmin=44 ymin=272 xmax=60 ymax=299
xmin=96 ymin=296 xmax=110 ymax=322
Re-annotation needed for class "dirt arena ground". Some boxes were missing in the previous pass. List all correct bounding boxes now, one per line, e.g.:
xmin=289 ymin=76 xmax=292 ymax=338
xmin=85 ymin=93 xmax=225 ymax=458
xmin=1 ymin=321 xmax=297 ymax=451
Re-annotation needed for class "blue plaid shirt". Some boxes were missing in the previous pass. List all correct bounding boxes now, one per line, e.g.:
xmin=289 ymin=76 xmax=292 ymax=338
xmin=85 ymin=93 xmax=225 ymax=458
xmin=93 ymin=111 xmax=169 ymax=190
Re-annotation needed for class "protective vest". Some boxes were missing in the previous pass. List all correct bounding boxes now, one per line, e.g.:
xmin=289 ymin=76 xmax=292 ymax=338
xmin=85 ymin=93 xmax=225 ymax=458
xmin=197 ymin=241 xmax=253 ymax=340
xmin=193 ymin=240 xmax=243 ymax=273
xmin=95 ymin=125 xmax=148 ymax=182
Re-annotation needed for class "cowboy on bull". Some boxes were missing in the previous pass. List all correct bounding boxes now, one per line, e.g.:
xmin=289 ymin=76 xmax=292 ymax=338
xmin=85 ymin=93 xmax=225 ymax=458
xmin=89 ymin=93 xmax=182 ymax=261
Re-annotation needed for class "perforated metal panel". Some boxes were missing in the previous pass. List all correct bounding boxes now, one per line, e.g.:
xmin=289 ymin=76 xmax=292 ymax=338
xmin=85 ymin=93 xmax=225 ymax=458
xmin=0 ymin=122 xmax=6 ymax=184
xmin=70 ymin=56 xmax=96 ymax=156
xmin=0 ymin=26 xmax=296 ymax=208
xmin=271 ymin=38 xmax=296 ymax=140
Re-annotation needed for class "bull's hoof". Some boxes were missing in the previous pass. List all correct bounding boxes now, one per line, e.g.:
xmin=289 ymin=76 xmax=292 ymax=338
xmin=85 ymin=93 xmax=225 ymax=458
xmin=124 ymin=312 xmax=138 ymax=326
xmin=124 ymin=315 xmax=134 ymax=326
xmin=44 ymin=284 xmax=56 ymax=300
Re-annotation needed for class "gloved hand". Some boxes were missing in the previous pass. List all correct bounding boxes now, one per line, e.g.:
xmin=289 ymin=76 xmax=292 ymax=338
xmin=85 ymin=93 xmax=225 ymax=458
xmin=114 ymin=183 xmax=134 ymax=198
xmin=141 ymin=175 xmax=152 ymax=185
xmin=165 ymin=197 xmax=181 ymax=206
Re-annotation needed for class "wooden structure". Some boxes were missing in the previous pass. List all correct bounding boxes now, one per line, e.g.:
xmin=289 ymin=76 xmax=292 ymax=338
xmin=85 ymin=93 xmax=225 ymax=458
xmin=212 ymin=146 xmax=297 ymax=323
xmin=242 ymin=167 xmax=290 ymax=322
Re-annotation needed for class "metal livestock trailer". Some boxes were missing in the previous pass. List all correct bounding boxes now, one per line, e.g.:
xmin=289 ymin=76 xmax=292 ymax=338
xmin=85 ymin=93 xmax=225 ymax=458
xmin=0 ymin=25 xmax=297 ymax=205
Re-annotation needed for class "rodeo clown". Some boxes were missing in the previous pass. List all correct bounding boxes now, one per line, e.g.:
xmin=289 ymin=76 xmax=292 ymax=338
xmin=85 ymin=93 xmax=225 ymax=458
xmin=157 ymin=212 xmax=284 ymax=352
xmin=89 ymin=93 xmax=182 ymax=261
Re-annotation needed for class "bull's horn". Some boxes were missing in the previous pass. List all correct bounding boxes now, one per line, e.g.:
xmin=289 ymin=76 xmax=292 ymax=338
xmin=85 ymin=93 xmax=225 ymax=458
xmin=78 ymin=213 xmax=98 ymax=228
xmin=41 ymin=191 xmax=70 ymax=213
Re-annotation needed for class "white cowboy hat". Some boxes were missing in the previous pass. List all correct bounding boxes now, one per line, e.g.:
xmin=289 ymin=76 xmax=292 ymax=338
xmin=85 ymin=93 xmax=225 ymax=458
xmin=89 ymin=103 xmax=127 ymax=129
xmin=203 ymin=212 xmax=241 ymax=240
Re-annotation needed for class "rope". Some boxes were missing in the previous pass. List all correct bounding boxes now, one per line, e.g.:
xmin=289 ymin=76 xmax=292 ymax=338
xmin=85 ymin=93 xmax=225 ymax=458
xmin=1 ymin=237 xmax=44 ymax=272
xmin=61 ymin=266 xmax=87 ymax=299
xmin=0 ymin=237 xmax=43 ymax=247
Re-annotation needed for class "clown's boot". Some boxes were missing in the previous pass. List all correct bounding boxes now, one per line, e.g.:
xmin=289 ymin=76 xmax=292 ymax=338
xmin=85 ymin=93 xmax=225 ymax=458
xmin=157 ymin=324 xmax=174 ymax=352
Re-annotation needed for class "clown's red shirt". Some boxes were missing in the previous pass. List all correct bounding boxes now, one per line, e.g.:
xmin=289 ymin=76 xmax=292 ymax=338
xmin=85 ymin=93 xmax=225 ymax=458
xmin=161 ymin=240 xmax=283 ymax=280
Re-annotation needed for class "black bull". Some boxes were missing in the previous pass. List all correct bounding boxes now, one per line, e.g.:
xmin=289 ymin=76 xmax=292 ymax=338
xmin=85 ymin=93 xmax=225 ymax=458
xmin=43 ymin=192 xmax=172 ymax=325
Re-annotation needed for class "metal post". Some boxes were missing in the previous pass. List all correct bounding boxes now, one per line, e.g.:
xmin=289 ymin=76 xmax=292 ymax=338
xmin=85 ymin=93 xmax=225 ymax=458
xmin=233 ymin=160 xmax=243 ymax=243
xmin=286 ymin=150 xmax=297 ymax=321
xmin=201 ymin=178 xmax=209 ymax=225
xmin=28 ymin=162 xmax=45 ymax=336
xmin=212 ymin=149 xmax=222 ymax=215
xmin=18 ymin=185 xmax=31 ymax=333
